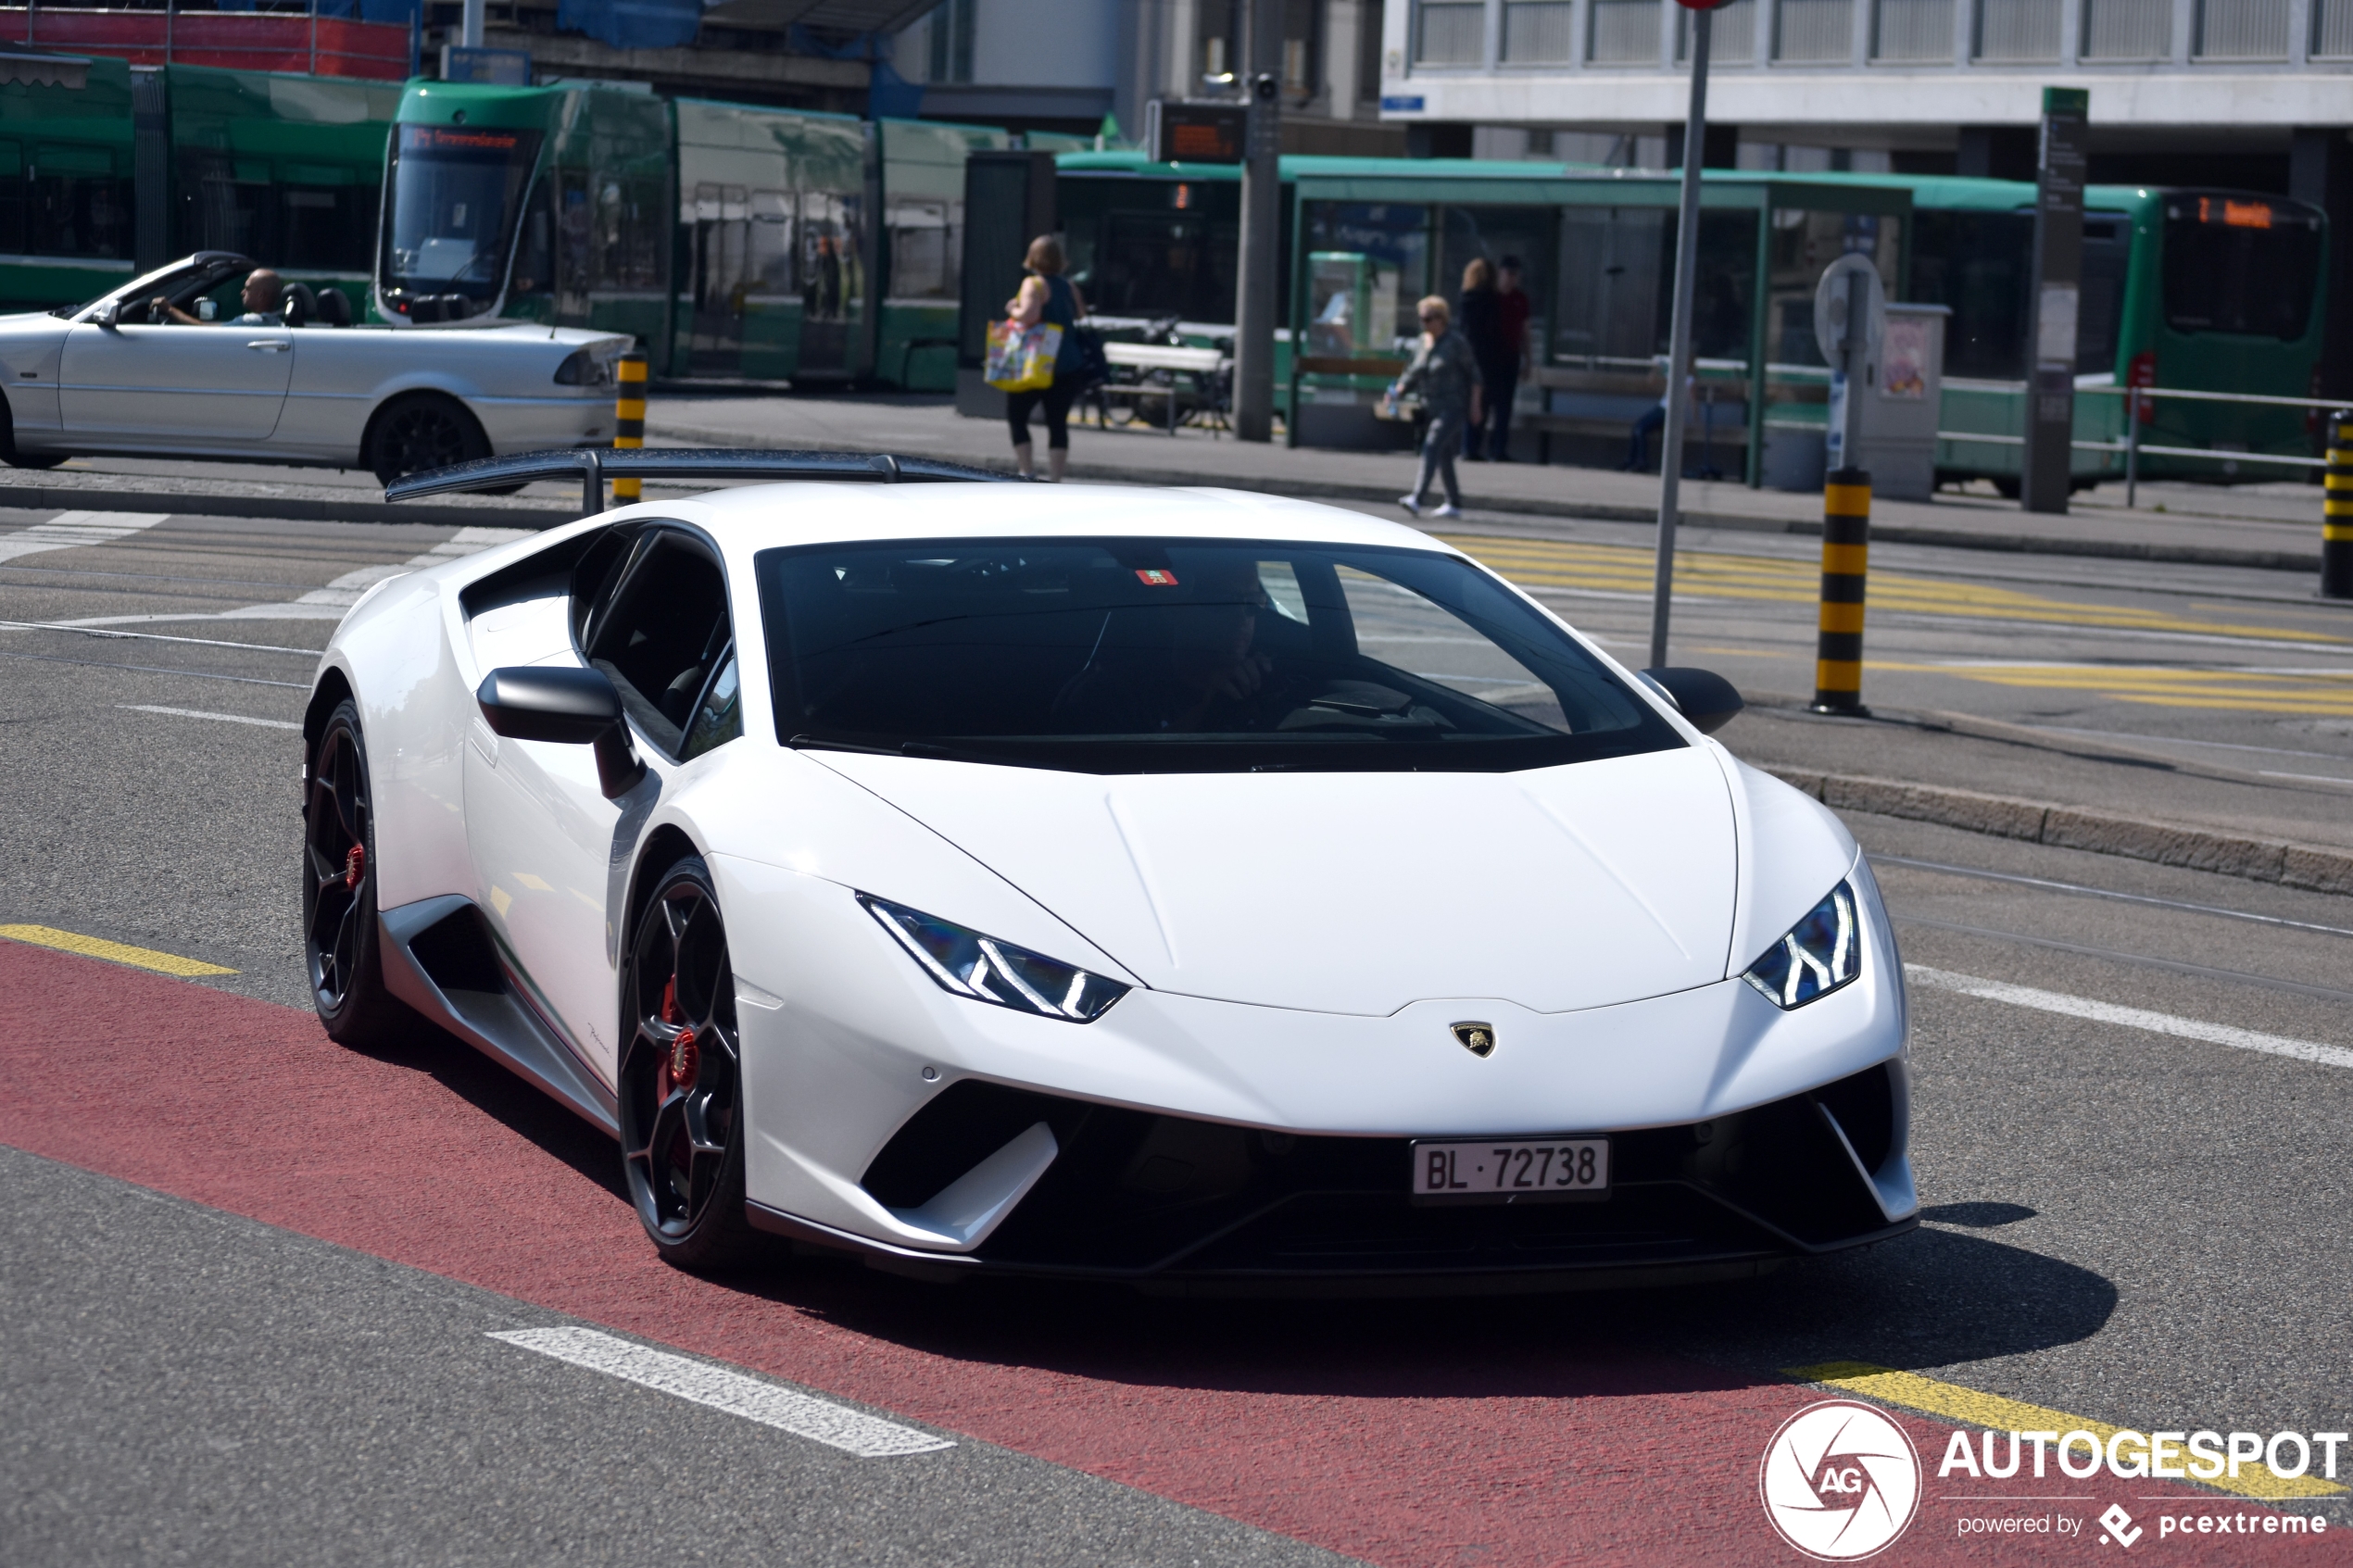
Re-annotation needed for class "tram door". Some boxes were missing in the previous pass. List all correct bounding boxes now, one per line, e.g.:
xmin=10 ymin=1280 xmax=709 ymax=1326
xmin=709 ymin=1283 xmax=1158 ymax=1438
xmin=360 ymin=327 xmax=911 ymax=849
xmin=796 ymin=190 xmax=864 ymax=377
xmin=688 ymin=183 xmax=749 ymax=375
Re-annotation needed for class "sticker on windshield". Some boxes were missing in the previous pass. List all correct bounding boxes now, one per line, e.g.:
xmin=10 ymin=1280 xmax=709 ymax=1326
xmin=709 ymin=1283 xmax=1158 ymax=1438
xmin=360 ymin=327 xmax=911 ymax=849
xmin=1135 ymin=569 xmax=1180 ymax=586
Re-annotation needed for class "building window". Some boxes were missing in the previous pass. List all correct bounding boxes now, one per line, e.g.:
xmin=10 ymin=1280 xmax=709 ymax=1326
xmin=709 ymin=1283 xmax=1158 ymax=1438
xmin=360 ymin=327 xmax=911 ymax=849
xmin=1974 ymin=0 xmax=2059 ymax=56
xmin=1775 ymin=0 xmax=1856 ymax=57
xmin=2317 ymin=0 xmax=2353 ymax=52
xmin=1359 ymin=0 xmax=1388 ymax=96
xmin=2082 ymin=0 xmax=2170 ymax=56
xmin=1416 ymin=0 xmax=1486 ymax=62
xmin=1504 ymin=0 xmax=1578 ymax=59
xmin=925 ymin=0 xmax=973 ymax=84
xmin=1872 ymin=0 xmax=1953 ymax=56
xmin=1680 ymin=0 xmax=1759 ymax=59
xmin=1590 ymin=0 xmax=1661 ymax=63
xmin=2196 ymin=0 xmax=2288 ymax=55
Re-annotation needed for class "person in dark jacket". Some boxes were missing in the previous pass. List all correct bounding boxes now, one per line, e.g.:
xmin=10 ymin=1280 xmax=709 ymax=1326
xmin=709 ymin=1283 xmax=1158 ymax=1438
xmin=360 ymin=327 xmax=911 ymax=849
xmin=1481 ymin=256 xmax=1531 ymax=459
xmin=1456 ymin=257 xmax=1501 ymax=466
xmin=1390 ymin=295 xmax=1482 ymax=519
xmin=1003 ymin=234 xmax=1087 ymax=482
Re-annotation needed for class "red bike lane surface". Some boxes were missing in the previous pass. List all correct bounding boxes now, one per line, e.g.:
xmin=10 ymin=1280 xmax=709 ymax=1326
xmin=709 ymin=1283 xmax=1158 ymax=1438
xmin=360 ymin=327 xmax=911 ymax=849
xmin=2 ymin=942 xmax=2341 ymax=1567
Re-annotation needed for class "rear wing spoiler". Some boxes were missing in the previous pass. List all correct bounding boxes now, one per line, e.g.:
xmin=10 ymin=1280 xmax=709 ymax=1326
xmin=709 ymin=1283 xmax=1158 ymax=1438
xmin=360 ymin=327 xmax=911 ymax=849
xmin=384 ymin=446 xmax=1022 ymax=517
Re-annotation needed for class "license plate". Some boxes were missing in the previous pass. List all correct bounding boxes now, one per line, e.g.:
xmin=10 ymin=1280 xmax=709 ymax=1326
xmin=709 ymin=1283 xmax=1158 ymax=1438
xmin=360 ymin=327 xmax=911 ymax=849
xmin=1410 ymin=1137 xmax=1611 ymax=1205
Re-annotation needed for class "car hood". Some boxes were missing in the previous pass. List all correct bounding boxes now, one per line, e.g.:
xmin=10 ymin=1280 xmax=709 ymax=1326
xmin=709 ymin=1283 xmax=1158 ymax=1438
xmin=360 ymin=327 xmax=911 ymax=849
xmin=807 ymin=747 xmax=1738 ymax=1015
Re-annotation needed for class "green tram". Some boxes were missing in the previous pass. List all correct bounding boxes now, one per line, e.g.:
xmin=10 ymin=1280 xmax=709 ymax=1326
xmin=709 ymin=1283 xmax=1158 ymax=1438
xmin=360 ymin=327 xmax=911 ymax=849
xmin=1053 ymin=151 xmax=2328 ymax=487
xmin=0 ymin=57 xmax=397 ymax=317
xmin=380 ymin=80 xmax=1090 ymax=388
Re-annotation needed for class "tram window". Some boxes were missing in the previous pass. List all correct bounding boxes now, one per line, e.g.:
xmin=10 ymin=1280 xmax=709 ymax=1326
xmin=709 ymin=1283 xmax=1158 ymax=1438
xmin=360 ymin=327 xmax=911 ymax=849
xmin=595 ymin=178 xmax=666 ymax=292
xmin=20 ymin=145 xmax=130 ymax=259
xmin=2075 ymin=220 xmax=2129 ymax=375
xmin=887 ymin=197 xmax=954 ymax=300
xmin=2163 ymin=196 xmax=2322 ymax=340
xmin=1909 ymin=210 xmax=2031 ymax=380
xmin=0 ymin=142 xmax=22 ymax=255
xmin=510 ymin=178 xmax=553 ymax=301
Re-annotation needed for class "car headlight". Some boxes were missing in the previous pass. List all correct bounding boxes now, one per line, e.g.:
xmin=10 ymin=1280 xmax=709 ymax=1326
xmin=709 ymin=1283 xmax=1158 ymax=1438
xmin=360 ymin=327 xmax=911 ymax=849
xmin=860 ymin=895 xmax=1128 ymax=1022
xmin=1742 ymin=880 xmax=1862 ymax=1009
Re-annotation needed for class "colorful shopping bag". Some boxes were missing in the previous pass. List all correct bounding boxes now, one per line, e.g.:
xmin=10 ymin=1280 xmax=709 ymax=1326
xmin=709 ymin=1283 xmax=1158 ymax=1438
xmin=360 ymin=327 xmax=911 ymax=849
xmin=984 ymin=319 xmax=1062 ymax=393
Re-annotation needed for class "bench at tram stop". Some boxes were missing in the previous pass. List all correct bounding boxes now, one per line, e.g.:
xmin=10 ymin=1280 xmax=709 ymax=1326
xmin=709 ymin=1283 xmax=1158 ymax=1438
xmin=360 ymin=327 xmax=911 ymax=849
xmin=1093 ymin=341 xmax=1233 ymax=436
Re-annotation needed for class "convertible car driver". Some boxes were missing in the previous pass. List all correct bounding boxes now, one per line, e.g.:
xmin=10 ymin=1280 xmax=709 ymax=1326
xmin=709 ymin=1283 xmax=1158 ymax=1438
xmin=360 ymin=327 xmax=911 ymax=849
xmin=150 ymin=266 xmax=283 ymax=327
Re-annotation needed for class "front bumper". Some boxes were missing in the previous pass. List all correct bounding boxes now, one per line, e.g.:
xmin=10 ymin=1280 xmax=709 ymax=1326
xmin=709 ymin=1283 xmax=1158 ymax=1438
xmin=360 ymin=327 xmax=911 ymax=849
xmin=749 ymin=1060 xmax=1915 ymax=1292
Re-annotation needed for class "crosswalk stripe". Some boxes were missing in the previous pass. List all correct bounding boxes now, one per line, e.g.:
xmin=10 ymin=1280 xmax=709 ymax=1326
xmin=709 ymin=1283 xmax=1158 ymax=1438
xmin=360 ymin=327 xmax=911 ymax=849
xmin=0 ymin=510 xmax=171 ymax=564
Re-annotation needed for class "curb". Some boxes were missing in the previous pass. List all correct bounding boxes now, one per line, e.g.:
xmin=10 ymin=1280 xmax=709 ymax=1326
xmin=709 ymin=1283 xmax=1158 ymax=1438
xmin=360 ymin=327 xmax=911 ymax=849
xmin=0 ymin=482 xmax=574 ymax=531
xmin=1765 ymin=766 xmax=2353 ymax=897
xmin=1 ymin=459 xmax=2329 ymax=574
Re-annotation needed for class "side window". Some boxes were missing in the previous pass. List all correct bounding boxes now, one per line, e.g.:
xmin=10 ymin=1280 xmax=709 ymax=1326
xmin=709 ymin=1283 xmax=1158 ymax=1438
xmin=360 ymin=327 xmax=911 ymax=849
xmin=585 ymin=532 xmax=732 ymax=759
xmin=681 ymin=646 xmax=742 ymax=760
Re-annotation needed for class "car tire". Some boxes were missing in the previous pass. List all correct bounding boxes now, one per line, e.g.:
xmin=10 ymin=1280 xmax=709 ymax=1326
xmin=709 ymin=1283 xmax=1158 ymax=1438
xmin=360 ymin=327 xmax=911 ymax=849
xmin=365 ymin=392 xmax=491 ymax=484
xmin=619 ymin=854 xmax=761 ymax=1272
xmin=303 ymin=700 xmax=419 ymax=1048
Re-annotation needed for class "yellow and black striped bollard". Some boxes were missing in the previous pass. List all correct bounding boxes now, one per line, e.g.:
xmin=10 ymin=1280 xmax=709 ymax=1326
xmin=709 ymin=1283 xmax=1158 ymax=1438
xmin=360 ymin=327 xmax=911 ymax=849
xmin=2325 ymin=411 xmax=2353 ymax=600
xmin=612 ymin=351 xmax=648 ymax=503
xmin=1811 ymin=466 xmax=1871 ymax=714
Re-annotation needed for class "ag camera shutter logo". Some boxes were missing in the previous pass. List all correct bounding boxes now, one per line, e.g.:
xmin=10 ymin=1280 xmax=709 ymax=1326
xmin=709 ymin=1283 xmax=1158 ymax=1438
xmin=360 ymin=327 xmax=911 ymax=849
xmin=1758 ymin=1400 xmax=1923 ymax=1561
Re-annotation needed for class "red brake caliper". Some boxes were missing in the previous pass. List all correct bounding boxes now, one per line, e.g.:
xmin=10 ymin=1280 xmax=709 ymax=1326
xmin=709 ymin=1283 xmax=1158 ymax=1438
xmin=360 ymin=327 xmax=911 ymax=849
xmin=342 ymin=843 xmax=365 ymax=891
xmin=659 ymin=974 xmax=698 ymax=1095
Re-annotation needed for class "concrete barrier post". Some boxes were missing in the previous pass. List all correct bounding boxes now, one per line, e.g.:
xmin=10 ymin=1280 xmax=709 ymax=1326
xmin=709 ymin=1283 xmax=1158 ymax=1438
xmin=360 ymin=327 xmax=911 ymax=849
xmin=1811 ymin=467 xmax=1871 ymax=714
xmin=613 ymin=353 xmax=647 ymax=503
xmin=2326 ymin=412 xmax=2353 ymax=600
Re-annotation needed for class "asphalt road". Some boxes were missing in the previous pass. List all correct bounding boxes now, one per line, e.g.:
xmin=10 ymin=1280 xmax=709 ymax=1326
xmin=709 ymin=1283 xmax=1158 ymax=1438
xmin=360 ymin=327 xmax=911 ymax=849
xmin=3 ymin=505 xmax=2350 ymax=1563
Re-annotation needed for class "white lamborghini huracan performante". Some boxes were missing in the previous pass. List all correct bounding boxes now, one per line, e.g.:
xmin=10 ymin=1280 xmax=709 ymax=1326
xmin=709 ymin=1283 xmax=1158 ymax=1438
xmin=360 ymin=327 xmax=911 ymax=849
xmin=303 ymin=450 xmax=1917 ymax=1289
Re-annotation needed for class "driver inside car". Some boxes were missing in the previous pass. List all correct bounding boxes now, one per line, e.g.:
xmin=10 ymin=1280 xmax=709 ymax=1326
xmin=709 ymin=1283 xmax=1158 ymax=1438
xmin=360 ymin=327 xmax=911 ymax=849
xmin=149 ymin=267 xmax=283 ymax=326
xmin=1054 ymin=562 xmax=1281 ymax=734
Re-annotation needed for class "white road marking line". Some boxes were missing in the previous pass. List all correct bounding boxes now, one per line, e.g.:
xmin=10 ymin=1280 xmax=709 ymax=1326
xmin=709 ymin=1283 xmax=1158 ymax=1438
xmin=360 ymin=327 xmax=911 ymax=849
xmin=0 ymin=620 xmax=319 ymax=655
xmin=487 ymin=1327 xmax=956 ymax=1458
xmin=54 ymin=525 xmax=536 ymax=627
xmin=1906 ymin=962 xmax=2353 ymax=1070
xmin=2259 ymin=770 xmax=2353 ymax=786
xmin=0 ymin=510 xmax=171 ymax=564
xmin=122 ymin=704 xmax=302 ymax=731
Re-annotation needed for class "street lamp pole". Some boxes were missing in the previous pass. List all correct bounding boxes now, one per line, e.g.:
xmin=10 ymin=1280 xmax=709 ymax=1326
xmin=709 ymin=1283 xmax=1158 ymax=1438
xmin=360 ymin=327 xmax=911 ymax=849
xmin=1646 ymin=0 xmax=1719 ymax=671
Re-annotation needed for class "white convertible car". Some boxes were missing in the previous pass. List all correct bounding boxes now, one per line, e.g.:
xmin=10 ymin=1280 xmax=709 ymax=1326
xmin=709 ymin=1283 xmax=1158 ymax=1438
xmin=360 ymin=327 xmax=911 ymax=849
xmin=304 ymin=449 xmax=1917 ymax=1289
xmin=0 ymin=253 xmax=627 ymax=482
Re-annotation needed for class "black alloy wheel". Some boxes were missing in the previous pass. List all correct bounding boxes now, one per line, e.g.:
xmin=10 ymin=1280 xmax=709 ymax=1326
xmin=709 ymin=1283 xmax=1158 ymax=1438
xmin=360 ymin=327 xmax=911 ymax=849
xmin=303 ymin=701 xmax=410 ymax=1046
xmin=620 ymin=857 xmax=758 ymax=1270
xmin=367 ymin=392 xmax=489 ymax=483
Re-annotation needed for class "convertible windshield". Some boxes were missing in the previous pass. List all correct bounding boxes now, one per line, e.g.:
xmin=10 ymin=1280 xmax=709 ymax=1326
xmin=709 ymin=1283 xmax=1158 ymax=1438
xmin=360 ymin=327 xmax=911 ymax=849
xmin=756 ymin=538 xmax=1680 ymax=772
xmin=379 ymin=124 xmax=542 ymax=318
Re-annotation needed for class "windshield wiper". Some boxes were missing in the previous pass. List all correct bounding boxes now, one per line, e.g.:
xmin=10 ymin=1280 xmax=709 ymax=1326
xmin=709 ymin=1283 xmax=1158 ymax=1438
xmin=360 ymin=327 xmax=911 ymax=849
xmin=788 ymin=733 xmax=1019 ymax=763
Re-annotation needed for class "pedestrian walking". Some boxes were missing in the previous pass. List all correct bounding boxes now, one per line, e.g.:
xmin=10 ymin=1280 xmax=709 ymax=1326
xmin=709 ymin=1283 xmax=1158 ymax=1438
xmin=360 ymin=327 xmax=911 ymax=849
xmin=1389 ymin=295 xmax=1481 ymax=520
xmin=1003 ymin=234 xmax=1087 ymax=482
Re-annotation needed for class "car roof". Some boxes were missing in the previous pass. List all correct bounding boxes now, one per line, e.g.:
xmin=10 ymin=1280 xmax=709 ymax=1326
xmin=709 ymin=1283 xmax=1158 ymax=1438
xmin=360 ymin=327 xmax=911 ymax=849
xmin=641 ymin=482 xmax=1459 ymax=558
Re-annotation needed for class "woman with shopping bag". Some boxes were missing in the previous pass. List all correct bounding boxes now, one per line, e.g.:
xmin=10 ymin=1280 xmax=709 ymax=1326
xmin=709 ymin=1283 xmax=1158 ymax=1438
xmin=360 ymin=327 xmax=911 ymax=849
xmin=988 ymin=235 xmax=1087 ymax=481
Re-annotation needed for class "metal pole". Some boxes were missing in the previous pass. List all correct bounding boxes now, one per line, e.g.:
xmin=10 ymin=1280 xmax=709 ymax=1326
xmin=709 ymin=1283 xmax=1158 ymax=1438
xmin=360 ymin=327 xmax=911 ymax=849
xmin=1232 ymin=0 xmax=1282 ymax=444
xmin=1646 ymin=4 xmax=1710 ymax=671
xmin=461 ymin=0 xmax=485 ymax=49
xmin=2125 ymin=387 xmax=2142 ymax=510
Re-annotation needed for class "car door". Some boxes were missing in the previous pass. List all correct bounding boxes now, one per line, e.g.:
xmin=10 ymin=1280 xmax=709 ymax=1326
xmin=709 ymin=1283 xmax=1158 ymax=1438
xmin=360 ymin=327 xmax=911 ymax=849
xmin=463 ymin=525 xmax=739 ymax=1083
xmin=59 ymin=320 xmax=295 ymax=443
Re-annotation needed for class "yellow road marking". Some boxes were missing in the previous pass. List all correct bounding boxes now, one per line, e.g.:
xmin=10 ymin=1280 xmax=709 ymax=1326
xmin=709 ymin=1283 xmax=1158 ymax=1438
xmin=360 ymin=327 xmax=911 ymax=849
xmin=0 ymin=923 xmax=237 ymax=977
xmin=1438 ymin=533 xmax=2345 ymax=646
xmin=1789 ymin=1361 xmax=2347 ymax=1501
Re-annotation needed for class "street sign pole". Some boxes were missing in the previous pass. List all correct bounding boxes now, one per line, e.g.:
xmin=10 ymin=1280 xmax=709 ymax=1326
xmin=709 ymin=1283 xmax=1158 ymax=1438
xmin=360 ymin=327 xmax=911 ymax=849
xmin=2020 ymin=87 xmax=2088 ymax=514
xmin=1233 ymin=0 xmax=1283 ymax=443
xmin=1647 ymin=0 xmax=1717 ymax=670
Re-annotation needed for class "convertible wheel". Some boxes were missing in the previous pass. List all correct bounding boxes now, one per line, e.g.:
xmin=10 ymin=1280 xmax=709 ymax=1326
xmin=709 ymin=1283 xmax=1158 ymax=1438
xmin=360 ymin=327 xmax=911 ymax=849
xmin=367 ymin=392 xmax=490 ymax=484
xmin=303 ymin=700 xmax=413 ymax=1047
xmin=620 ymin=857 xmax=758 ymax=1271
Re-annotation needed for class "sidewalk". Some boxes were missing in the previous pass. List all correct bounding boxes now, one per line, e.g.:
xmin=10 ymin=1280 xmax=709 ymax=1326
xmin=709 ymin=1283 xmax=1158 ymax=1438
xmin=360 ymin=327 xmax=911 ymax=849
xmin=650 ymin=392 xmax=2325 ymax=572
xmin=0 ymin=392 xmax=2328 ymax=572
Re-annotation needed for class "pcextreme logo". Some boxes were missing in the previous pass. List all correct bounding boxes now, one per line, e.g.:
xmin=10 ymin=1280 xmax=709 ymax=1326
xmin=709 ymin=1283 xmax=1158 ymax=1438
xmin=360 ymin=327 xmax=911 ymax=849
xmin=1759 ymin=1399 xmax=1925 ymax=1561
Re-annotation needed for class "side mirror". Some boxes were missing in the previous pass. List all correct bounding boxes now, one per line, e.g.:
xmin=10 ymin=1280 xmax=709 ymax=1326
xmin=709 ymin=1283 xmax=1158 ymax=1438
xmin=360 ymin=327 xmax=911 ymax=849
xmin=91 ymin=298 xmax=120 ymax=328
xmin=1640 ymin=667 xmax=1744 ymax=735
xmin=476 ymin=666 xmax=646 ymax=797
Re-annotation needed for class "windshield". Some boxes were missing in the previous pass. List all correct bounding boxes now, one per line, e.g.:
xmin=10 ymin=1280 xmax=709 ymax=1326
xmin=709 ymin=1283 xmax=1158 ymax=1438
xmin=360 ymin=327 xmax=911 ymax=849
xmin=380 ymin=124 xmax=543 ymax=318
xmin=756 ymin=538 xmax=1680 ymax=773
xmin=2162 ymin=193 xmax=2323 ymax=340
